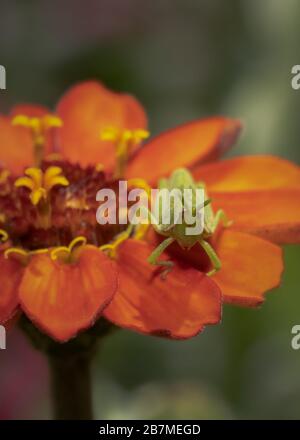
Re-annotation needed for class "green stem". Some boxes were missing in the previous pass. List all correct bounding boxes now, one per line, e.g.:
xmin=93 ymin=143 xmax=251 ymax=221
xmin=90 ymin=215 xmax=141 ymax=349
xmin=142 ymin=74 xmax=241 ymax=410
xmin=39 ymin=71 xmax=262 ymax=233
xmin=19 ymin=315 xmax=117 ymax=420
xmin=49 ymin=351 xmax=93 ymax=420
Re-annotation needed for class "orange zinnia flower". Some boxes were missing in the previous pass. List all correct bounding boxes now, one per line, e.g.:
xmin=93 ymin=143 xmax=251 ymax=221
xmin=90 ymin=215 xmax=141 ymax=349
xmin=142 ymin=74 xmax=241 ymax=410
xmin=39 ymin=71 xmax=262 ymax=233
xmin=0 ymin=81 xmax=299 ymax=343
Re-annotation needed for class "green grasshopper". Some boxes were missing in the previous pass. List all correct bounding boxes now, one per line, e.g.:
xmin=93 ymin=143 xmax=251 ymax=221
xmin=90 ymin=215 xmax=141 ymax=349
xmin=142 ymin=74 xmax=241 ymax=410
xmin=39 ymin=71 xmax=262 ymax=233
xmin=147 ymin=168 xmax=231 ymax=276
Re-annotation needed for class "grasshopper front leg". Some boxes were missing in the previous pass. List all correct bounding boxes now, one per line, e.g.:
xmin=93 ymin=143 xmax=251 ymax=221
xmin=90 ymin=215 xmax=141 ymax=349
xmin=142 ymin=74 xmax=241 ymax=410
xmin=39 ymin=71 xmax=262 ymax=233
xmin=198 ymin=238 xmax=221 ymax=276
xmin=148 ymin=236 xmax=175 ymax=278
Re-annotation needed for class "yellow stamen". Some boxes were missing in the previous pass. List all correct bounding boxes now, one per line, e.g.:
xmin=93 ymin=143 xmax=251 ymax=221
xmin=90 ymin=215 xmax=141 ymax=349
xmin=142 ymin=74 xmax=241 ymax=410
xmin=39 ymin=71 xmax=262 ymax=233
xmin=0 ymin=229 xmax=8 ymax=243
xmin=50 ymin=236 xmax=87 ymax=263
xmin=99 ymin=244 xmax=114 ymax=253
xmin=29 ymin=248 xmax=49 ymax=256
xmin=100 ymin=225 xmax=133 ymax=259
xmin=5 ymin=248 xmax=28 ymax=258
xmin=128 ymin=178 xmax=152 ymax=239
xmin=15 ymin=166 xmax=69 ymax=207
xmin=0 ymin=169 xmax=10 ymax=185
xmin=4 ymin=246 xmax=49 ymax=264
xmin=15 ymin=166 xmax=69 ymax=229
xmin=128 ymin=178 xmax=151 ymax=197
xmin=50 ymin=246 xmax=69 ymax=261
xmin=100 ymin=127 xmax=149 ymax=178
xmin=134 ymin=223 xmax=150 ymax=240
xmin=95 ymin=163 xmax=104 ymax=172
xmin=12 ymin=114 xmax=63 ymax=166
xmin=24 ymin=167 xmax=43 ymax=184
xmin=4 ymin=247 xmax=30 ymax=265
xmin=69 ymin=236 xmax=87 ymax=252
xmin=44 ymin=166 xmax=69 ymax=191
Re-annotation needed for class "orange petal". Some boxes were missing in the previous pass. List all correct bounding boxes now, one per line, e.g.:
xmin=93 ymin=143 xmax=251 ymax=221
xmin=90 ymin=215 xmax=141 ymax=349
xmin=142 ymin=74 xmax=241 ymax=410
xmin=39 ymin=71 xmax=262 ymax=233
xmin=194 ymin=155 xmax=300 ymax=192
xmin=126 ymin=117 xmax=242 ymax=184
xmin=0 ymin=116 xmax=34 ymax=175
xmin=56 ymin=81 xmax=147 ymax=169
xmin=18 ymin=246 xmax=118 ymax=342
xmin=0 ymin=255 xmax=23 ymax=323
xmin=10 ymin=104 xmax=50 ymax=118
xmin=104 ymin=239 xmax=221 ymax=339
xmin=3 ymin=310 xmax=21 ymax=331
xmin=211 ymin=189 xmax=300 ymax=244
xmin=211 ymin=230 xmax=283 ymax=307
xmin=10 ymin=104 xmax=55 ymax=157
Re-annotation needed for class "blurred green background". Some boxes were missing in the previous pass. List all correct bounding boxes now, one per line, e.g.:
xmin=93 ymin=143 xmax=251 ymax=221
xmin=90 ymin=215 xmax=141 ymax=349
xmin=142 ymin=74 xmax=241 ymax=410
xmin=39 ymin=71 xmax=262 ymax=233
xmin=1 ymin=0 xmax=300 ymax=420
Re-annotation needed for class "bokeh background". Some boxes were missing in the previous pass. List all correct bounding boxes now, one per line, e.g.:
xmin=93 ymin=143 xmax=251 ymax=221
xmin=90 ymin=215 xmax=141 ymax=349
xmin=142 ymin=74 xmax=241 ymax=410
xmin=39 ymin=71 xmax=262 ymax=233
xmin=1 ymin=0 xmax=300 ymax=419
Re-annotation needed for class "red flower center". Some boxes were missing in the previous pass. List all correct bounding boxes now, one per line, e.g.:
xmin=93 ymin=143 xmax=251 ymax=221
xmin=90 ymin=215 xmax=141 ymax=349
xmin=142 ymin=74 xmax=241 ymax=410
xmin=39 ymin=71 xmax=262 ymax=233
xmin=0 ymin=159 xmax=127 ymax=252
